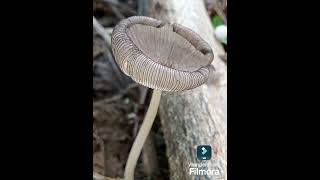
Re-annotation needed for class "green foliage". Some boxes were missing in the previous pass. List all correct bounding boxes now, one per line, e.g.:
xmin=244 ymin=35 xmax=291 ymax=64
xmin=212 ymin=15 xmax=227 ymax=45
xmin=212 ymin=15 xmax=224 ymax=27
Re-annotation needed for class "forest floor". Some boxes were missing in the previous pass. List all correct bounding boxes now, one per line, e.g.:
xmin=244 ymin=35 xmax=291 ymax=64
xmin=93 ymin=0 xmax=226 ymax=179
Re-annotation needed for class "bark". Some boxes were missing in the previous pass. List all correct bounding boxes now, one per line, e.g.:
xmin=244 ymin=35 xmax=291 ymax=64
xmin=148 ymin=0 xmax=227 ymax=180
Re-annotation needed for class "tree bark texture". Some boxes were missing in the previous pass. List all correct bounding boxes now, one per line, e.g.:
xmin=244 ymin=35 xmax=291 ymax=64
xmin=149 ymin=0 xmax=227 ymax=180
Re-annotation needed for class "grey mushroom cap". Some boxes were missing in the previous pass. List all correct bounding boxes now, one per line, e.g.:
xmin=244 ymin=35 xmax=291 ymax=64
xmin=111 ymin=16 xmax=214 ymax=92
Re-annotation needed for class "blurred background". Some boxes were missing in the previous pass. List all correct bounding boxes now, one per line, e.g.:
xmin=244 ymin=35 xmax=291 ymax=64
xmin=93 ymin=0 xmax=227 ymax=179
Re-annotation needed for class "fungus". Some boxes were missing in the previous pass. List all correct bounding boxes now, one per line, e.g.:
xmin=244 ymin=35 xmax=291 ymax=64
xmin=111 ymin=16 xmax=214 ymax=180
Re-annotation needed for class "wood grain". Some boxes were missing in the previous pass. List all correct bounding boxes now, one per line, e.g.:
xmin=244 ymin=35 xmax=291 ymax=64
xmin=149 ymin=0 xmax=227 ymax=179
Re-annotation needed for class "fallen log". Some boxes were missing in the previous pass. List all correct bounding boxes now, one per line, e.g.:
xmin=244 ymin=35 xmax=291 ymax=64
xmin=148 ymin=0 xmax=227 ymax=179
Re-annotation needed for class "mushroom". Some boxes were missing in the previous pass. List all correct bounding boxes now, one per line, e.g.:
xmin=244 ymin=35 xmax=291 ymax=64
xmin=111 ymin=16 xmax=214 ymax=180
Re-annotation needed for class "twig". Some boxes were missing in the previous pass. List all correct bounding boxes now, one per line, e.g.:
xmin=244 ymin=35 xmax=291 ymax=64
xmin=110 ymin=5 xmax=125 ymax=19
xmin=93 ymin=16 xmax=111 ymax=47
xmin=102 ymin=0 xmax=137 ymax=14
xmin=105 ymin=28 xmax=113 ymax=34
xmin=93 ymin=16 xmax=128 ymax=88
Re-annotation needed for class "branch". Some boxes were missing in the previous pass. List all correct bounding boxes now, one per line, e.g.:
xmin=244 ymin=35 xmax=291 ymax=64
xmin=148 ymin=0 xmax=227 ymax=179
xmin=93 ymin=16 xmax=111 ymax=47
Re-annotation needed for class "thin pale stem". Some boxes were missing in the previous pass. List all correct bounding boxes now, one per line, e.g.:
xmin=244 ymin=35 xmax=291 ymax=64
xmin=124 ymin=90 xmax=162 ymax=180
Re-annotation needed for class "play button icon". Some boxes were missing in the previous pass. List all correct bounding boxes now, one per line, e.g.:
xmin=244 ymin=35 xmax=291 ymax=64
xmin=197 ymin=145 xmax=212 ymax=160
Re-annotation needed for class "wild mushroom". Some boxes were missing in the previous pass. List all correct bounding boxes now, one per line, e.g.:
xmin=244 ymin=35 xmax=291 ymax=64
xmin=111 ymin=16 xmax=214 ymax=180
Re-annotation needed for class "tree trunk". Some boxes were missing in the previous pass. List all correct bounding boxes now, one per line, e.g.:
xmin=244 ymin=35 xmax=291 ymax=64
xmin=148 ymin=0 xmax=227 ymax=180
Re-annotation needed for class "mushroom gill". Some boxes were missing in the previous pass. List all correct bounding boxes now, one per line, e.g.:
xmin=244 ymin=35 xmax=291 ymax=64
xmin=112 ymin=16 xmax=214 ymax=92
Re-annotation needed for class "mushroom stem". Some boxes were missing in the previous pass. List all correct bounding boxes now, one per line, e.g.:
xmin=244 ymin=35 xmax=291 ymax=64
xmin=124 ymin=89 xmax=162 ymax=180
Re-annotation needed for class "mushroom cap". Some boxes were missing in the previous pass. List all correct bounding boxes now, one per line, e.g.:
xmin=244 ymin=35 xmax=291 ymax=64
xmin=111 ymin=16 xmax=214 ymax=92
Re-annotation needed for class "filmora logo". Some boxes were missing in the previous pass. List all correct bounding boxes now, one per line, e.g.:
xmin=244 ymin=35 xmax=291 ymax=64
xmin=197 ymin=145 xmax=212 ymax=160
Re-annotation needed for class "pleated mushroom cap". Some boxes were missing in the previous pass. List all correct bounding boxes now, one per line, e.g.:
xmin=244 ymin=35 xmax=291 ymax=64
xmin=111 ymin=16 xmax=214 ymax=92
